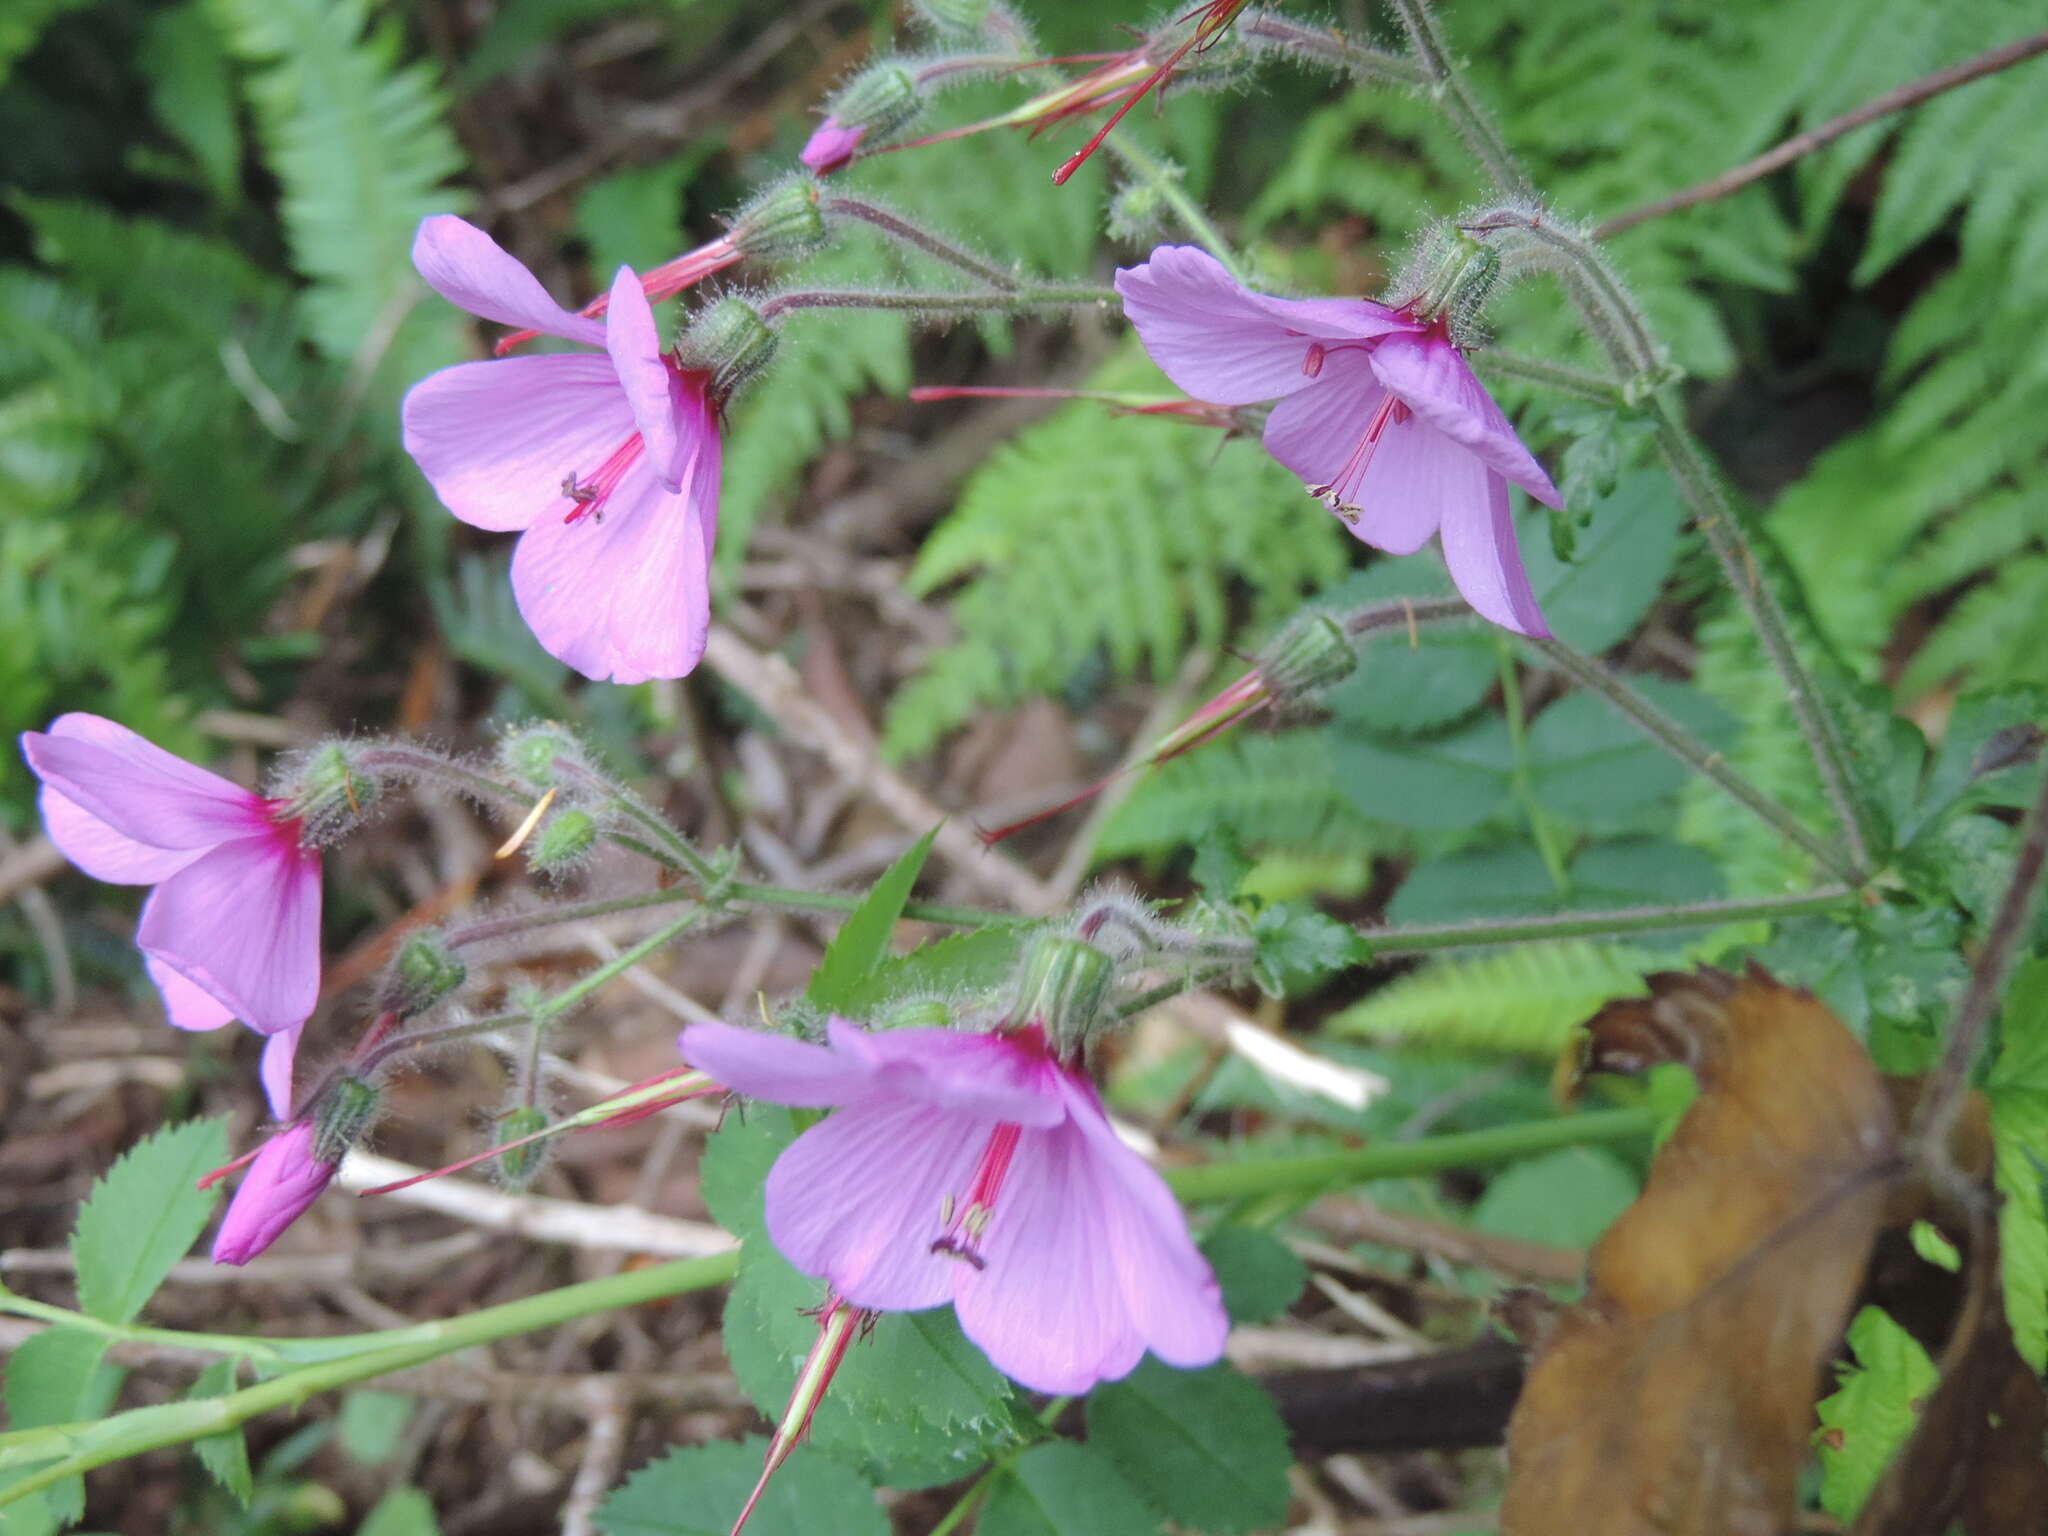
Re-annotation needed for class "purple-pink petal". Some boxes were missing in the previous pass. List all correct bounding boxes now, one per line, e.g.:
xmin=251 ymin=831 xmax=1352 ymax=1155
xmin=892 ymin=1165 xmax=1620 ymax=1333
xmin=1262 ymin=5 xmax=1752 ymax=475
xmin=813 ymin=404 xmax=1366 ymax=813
xmin=1116 ymin=245 xmax=1417 ymax=407
xmin=146 ymin=954 xmax=237 ymax=1032
xmin=507 ymin=403 xmax=719 ymax=684
xmin=260 ymin=1027 xmax=303 ymax=1121
xmin=799 ymin=118 xmax=866 ymax=174
xmin=401 ymin=353 xmax=638 ymax=533
xmin=764 ymin=1096 xmax=985 ymax=1312
xmin=826 ymin=1020 xmax=1067 ymax=1127
xmin=37 ymin=783 xmax=201 ymax=886
xmin=411 ymin=215 xmax=606 ymax=349
xmin=1368 ymin=331 xmax=1563 ymax=508
xmin=1438 ymin=471 xmax=1550 ymax=638
xmin=138 ymin=836 xmax=322 ymax=1034
xmin=211 ymin=1121 xmax=336 ymax=1265
xmin=603 ymin=266 xmax=684 ymax=492
xmin=24 ymin=716 xmax=270 ymax=857
xmin=678 ymin=1021 xmax=874 ymax=1107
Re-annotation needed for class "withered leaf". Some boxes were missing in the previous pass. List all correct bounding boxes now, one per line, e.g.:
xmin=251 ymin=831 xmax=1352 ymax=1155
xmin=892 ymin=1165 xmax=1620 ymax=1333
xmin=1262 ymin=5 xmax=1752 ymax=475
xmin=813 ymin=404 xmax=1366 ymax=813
xmin=1503 ymin=966 xmax=1900 ymax=1536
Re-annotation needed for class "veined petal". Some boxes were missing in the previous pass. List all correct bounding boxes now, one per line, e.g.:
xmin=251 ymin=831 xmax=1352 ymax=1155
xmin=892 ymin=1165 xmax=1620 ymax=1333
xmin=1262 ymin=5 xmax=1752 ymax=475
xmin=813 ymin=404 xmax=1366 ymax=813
xmin=38 ymin=785 xmax=202 ymax=885
xmin=1368 ymin=331 xmax=1563 ymax=507
xmin=678 ymin=1021 xmax=874 ymax=1107
xmin=412 ymin=215 xmax=607 ymax=348
xmin=604 ymin=267 xmax=683 ymax=492
xmin=1343 ymin=417 xmax=1475 ymax=556
xmin=402 ymin=354 xmax=638 ymax=533
xmin=1439 ymin=469 xmax=1550 ymax=637
xmin=1261 ymin=353 xmax=1396 ymax=505
xmin=260 ymin=1026 xmax=303 ymax=1121
xmin=212 ymin=1122 xmax=336 ymax=1266
xmin=1117 ymin=245 xmax=1417 ymax=406
xmin=764 ymin=1096 xmax=987 ymax=1312
xmin=139 ymin=837 xmax=322 ymax=1034
xmin=952 ymin=1119 xmax=1148 ymax=1393
xmin=1058 ymin=1075 xmax=1229 ymax=1369
xmin=827 ymin=1020 xmax=1066 ymax=1127
xmin=147 ymin=953 xmax=237 ymax=1031
xmin=24 ymin=716 xmax=268 ymax=858
xmin=508 ymin=446 xmax=714 ymax=683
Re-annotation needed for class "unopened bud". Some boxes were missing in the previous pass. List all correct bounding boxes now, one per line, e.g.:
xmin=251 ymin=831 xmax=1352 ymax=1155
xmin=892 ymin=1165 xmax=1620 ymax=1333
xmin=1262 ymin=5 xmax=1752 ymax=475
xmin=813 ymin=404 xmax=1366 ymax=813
xmin=678 ymin=298 xmax=777 ymax=402
xmin=1108 ymin=181 xmax=1168 ymax=243
xmin=313 ymin=1076 xmax=380 ymax=1164
xmin=495 ymin=1106 xmax=551 ymax=1188
xmin=1407 ymin=229 xmax=1501 ymax=328
xmin=730 ymin=176 xmax=828 ymax=263
xmin=1006 ymin=934 xmax=1114 ymax=1051
xmin=500 ymin=724 xmax=580 ymax=789
xmin=814 ymin=61 xmax=920 ymax=157
xmin=528 ymin=809 xmax=597 ymax=875
xmin=1258 ymin=613 xmax=1356 ymax=705
xmin=382 ymin=931 xmax=466 ymax=1017
xmin=282 ymin=742 xmax=378 ymax=840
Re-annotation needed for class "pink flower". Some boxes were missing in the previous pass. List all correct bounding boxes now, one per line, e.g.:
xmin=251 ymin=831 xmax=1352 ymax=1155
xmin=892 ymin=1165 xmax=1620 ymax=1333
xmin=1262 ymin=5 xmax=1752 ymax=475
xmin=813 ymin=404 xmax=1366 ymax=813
xmin=211 ymin=1122 xmax=337 ymax=1264
xmin=799 ymin=117 xmax=866 ymax=174
xmin=22 ymin=714 xmax=319 ymax=1117
xmin=1115 ymin=244 xmax=1563 ymax=636
xmin=402 ymin=216 xmax=722 ymax=684
xmin=679 ymin=1017 xmax=1227 ymax=1394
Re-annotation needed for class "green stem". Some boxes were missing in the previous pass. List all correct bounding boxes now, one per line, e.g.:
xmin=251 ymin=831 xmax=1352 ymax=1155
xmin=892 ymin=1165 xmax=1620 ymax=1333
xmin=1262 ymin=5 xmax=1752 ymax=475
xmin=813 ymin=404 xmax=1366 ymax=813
xmin=821 ymin=196 xmax=1020 ymax=291
xmin=1472 ymin=348 xmax=1625 ymax=405
xmin=0 ymin=1253 xmax=738 ymax=1501
xmin=1114 ymin=962 xmax=1242 ymax=1020
xmin=1242 ymin=13 xmax=1428 ymax=87
xmin=1384 ymin=0 xmax=1531 ymax=197
xmin=926 ymin=1394 xmax=1074 ymax=1536
xmin=1523 ymin=635 xmax=1863 ymax=885
xmin=1102 ymin=134 xmax=1248 ymax=283
xmin=726 ymin=882 xmax=1012 ymax=930
xmin=1496 ymin=639 xmax=1571 ymax=891
xmin=0 ymin=1289 xmax=293 ymax=1366
xmin=531 ymin=910 xmax=706 ymax=1022
xmin=1358 ymin=886 xmax=1857 ymax=957
xmin=446 ymin=885 xmax=698 ymax=948
xmin=759 ymin=285 xmax=1113 ymax=321
xmin=1165 ymin=1108 xmax=1653 ymax=1203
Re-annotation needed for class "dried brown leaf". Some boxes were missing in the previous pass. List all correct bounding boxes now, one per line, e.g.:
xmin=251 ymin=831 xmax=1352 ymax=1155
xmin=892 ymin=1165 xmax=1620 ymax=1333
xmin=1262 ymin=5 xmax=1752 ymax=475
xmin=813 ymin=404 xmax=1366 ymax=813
xmin=1503 ymin=966 xmax=1901 ymax=1536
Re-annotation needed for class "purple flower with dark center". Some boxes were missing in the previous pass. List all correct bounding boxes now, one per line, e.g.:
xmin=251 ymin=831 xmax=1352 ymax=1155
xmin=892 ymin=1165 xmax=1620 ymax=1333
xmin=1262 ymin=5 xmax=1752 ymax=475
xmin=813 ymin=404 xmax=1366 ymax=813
xmin=799 ymin=117 xmax=866 ymax=174
xmin=402 ymin=216 xmax=722 ymax=683
xmin=22 ymin=713 xmax=320 ymax=1117
xmin=211 ymin=1122 xmax=338 ymax=1265
xmin=679 ymin=1017 xmax=1227 ymax=1394
xmin=1115 ymin=244 xmax=1563 ymax=636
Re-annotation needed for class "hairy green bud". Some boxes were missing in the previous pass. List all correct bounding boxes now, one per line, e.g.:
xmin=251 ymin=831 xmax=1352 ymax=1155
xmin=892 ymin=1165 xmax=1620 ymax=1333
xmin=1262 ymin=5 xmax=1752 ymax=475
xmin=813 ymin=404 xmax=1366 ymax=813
xmin=678 ymin=298 xmax=777 ymax=402
xmin=1007 ymin=933 xmax=1114 ymax=1052
xmin=730 ymin=175 xmax=828 ymax=263
xmin=314 ymin=1076 xmax=380 ymax=1164
xmin=499 ymin=724 xmax=580 ymax=790
xmin=494 ymin=1105 xmax=551 ymax=1189
xmin=382 ymin=931 xmax=466 ymax=1017
xmin=281 ymin=742 xmax=378 ymax=841
xmin=529 ymin=809 xmax=598 ymax=875
xmin=1258 ymin=613 xmax=1356 ymax=705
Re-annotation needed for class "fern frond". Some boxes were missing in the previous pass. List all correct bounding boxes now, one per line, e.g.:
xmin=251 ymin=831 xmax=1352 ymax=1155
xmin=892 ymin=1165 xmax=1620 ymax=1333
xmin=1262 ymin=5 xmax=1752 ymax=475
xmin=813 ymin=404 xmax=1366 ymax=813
xmin=1327 ymin=941 xmax=1663 ymax=1056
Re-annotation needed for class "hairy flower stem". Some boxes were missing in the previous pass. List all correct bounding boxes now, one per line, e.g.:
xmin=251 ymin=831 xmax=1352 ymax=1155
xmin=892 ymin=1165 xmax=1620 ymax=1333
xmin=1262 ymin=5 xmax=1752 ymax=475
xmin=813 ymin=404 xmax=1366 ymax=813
xmin=758 ymin=284 xmax=1113 ymax=321
xmin=1242 ymin=12 xmax=1426 ymax=86
xmin=1384 ymin=0 xmax=1530 ymax=198
xmin=0 ymin=1253 xmax=740 ymax=1503
xmin=821 ymin=196 xmax=1020 ymax=290
xmin=1166 ymin=1107 xmax=1654 ymax=1202
xmin=1102 ymin=133 xmax=1248 ymax=283
xmin=1360 ymin=886 xmax=1858 ymax=957
xmin=445 ymin=887 xmax=699 ymax=949
xmin=1472 ymin=348 xmax=1626 ymax=406
xmin=1523 ymin=635 xmax=1863 ymax=884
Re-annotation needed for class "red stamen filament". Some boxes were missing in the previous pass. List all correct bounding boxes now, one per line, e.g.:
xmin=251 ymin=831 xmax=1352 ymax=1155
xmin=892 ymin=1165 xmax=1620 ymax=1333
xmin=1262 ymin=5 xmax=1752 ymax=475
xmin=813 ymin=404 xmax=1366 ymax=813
xmin=494 ymin=241 xmax=741 ymax=355
xmin=931 ymin=1124 xmax=1023 ymax=1268
xmin=1311 ymin=395 xmax=1410 ymax=512
xmin=561 ymin=433 xmax=644 ymax=524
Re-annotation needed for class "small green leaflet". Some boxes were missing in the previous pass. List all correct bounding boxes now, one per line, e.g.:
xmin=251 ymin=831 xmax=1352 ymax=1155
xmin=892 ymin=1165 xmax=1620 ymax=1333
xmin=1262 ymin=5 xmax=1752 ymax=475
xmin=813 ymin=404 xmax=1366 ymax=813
xmin=1085 ymin=1360 xmax=1292 ymax=1535
xmin=833 ymin=923 xmax=1034 ymax=1018
xmin=1471 ymin=1146 xmax=1638 ymax=1249
xmin=358 ymin=1485 xmax=441 ymax=1536
xmin=1249 ymin=903 xmax=1361 ymax=996
xmin=596 ymin=1440 xmax=888 ymax=1536
xmin=1989 ymin=954 xmax=2048 ymax=1370
xmin=72 ymin=1116 xmax=228 ymax=1325
xmin=1201 ymin=1226 xmax=1307 ymax=1325
xmin=186 ymin=1358 xmax=252 ymax=1506
xmin=338 ymin=1390 xmax=417 ymax=1466
xmin=1 ymin=1326 xmax=122 ymax=1524
xmin=977 ymin=1442 xmax=1166 ymax=1536
xmin=1814 ymin=1306 xmax=1937 ymax=1522
xmin=806 ymin=826 xmax=938 ymax=1012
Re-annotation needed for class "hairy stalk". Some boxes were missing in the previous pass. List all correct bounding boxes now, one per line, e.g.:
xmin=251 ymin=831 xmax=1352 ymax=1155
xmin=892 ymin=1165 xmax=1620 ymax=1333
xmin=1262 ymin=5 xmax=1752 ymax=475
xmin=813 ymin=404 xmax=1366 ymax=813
xmin=1358 ymin=887 xmax=1858 ymax=957
xmin=822 ymin=196 xmax=1020 ymax=290
xmin=1912 ymin=765 xmax=2048 ymax=1182
xmin=1242 ymin=11 xmax=1426 ymax=86
xmin=1384 ymin=0 xmax=1530 ymax=197
xmin=1472 ymin=347 xmax=1625 ymax=405
xmin=1114 ymin=962 xmax=1242 ymax=1020
xmin=759 ymin=284 xmax=1113 ymax=320
xmin=1102 ymin=134 xmax=1248 ymax=282
xmin=1524 ymin=635 xmax=1862 ymax=884
xmin=1343 ymin=594 xmax=1471 ymax=637
xmin=445 ymin=887 xmax=699 ymax=948
xmin=353 ymin=745 xmax=527 ymax=807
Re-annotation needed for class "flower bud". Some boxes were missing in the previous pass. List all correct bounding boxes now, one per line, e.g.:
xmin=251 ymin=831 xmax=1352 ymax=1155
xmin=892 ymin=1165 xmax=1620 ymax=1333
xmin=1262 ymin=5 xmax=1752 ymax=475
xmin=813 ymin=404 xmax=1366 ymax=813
xmin=806 ymin=61 xmax=920 ymax=171
xmin=1006 ymin=933 xmax=1114 ymax=1052
xmin=1257 ymin=612 xmax=1356 ymax=705
xmin=212 ymin=1122 xmax=337 ymax=1265
xmin=494 ymin=1105 xmax=551 ymax=1189
xmin=313 ymin=1075 xmax=381 ymax=1164
xmin=280 ymin=741 xmax=378 ymax=841
xmin=729 ymin=175 xmax=828 ymax=264
xmin=1108 ymin=181 xmax=1168 ymax=243
xmin=381 ymin=931 xmax=466 ymax=1018
xmin=1404 ymin=227 xmax=1502 ymax=331
xmin=499 ymin=723 xmax=581 ymax=790
xmin=678 ymin=298 xmax=777 ymax=403
xmin=528 ymin=808 xmax=598 ymax=876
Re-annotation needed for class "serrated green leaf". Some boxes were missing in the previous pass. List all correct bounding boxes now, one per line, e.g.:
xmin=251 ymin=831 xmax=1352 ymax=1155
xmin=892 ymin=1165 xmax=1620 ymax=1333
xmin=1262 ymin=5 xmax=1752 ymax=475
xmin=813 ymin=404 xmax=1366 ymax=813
xmin=1815 ymin=1307 xmax=1938 ymax=1522
xmin=338 ymin=1390 xmax=415 ymax=1466
xmin=1472 ymin=1146 xmax=1637 ymax=1250
xmin=1329 ymin=714 xmax=1517 ymax=830
xmin=71 ymin=1116 xmax=227 ymax=1325
xmin=1086 ymin=1360 xmax=1291 ymax=1535
xmin=806 ymin=827 xmax=938 ymax=1011
xmin=1332 ymin=941 xmax=1661 ymax=1055
xmin=1319 ymin=563 xmax=1496 ymax=737
xmin=834 ymin=924 xmax=1034 ymax=1019
xmin=1514 ymin=469 xmax=1683 ymax=655
xmin=597 ymin=1440 xmax=887 ymax=1536
xmin=1387 ymin=839 xmax=1721 ymax=926
xmin=698 ymin=1107 xmax=800 ymax=1241
xmin=977 ymin=1442 xmax=1166 ymax=1536
xmin=3 ymin=1327 xmax=121 ymax=1524
xmin=359 ymin=1486 xmax=439 ymax=1536
xmin=1525 ymin=682 xmax=1737 ymax=826
xmin=1201 ymin=1227 xmax=1307 ymax=1324
xmin=186 ymin=1359 xmax=252 ymax=1506
xmin=1990 ymin=955 xmax=2048 ymax=1369
xmin=1249 ymin=903 xmax=1361 ymax=997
